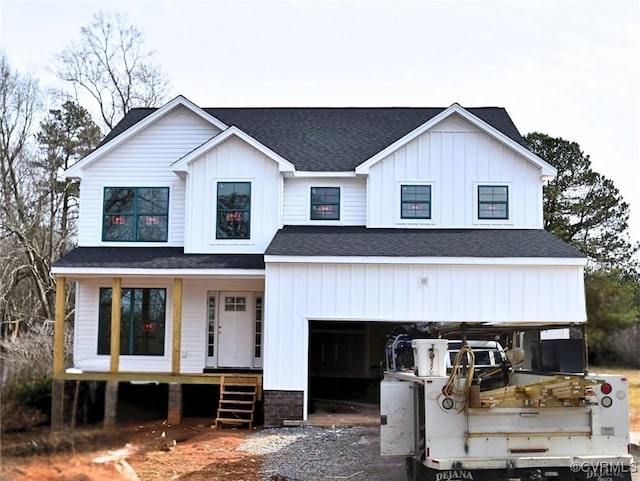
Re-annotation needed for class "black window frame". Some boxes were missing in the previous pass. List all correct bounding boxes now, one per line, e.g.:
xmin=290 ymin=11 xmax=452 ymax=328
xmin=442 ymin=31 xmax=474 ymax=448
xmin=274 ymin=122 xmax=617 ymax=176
xmin=477 ymin=185 xmax=509 ymax=220
xmin=97 ymin=287 xmax=166 ymax=356
xmin=216 ymin=182 xmax=251 ymax=239
xmin=400 ymin=184 xmax=432 ymax=220
xmin=310 ymin=186 xmax=340 ymax=221
xmin=102 ymin=187 xmax=169 ymax=242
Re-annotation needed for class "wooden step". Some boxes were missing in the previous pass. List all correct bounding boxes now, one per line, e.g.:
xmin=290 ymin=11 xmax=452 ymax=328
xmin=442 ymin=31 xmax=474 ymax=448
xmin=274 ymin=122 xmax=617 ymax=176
xmin=215 ymin=376 xmax=259 ymax=429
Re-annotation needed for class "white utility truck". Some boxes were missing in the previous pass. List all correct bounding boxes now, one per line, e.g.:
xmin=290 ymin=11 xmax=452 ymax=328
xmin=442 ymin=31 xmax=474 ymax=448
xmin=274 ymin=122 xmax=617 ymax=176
xmin=381 ymin=330 xmax=635 ymax=481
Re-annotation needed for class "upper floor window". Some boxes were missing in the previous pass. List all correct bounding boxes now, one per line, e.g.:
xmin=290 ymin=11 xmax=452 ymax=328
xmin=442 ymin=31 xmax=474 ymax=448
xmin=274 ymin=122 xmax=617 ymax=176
xmin=478 ymin=185 xmax=509 ymax=220
xmin=310 ymin=187 xmax=340 ymax=220
xmin=103 ymin=187 xmax=169 ymax=242
xmin=217 ymin=182 xmax=251 ymax=239
xmin=401 ymin=184 xmax=432 ymax=219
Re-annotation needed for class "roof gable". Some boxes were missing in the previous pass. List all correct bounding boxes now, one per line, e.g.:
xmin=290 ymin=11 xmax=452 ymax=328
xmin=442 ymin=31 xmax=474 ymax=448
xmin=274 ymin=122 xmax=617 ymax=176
xmin=68 ymin=101 xmax=546 ymax=175
xmin=172 ymin=126 xmax=295 ymax=173
xmin=64 ymin=96 xmax=228 ymax=178
xmin=355 ymin=104 xmax=556 ymax=178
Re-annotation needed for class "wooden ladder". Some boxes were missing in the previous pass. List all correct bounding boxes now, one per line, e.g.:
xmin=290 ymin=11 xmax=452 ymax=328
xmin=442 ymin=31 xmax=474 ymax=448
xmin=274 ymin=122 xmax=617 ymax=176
xmin=214 ymin=376 xmax=258 ymax=429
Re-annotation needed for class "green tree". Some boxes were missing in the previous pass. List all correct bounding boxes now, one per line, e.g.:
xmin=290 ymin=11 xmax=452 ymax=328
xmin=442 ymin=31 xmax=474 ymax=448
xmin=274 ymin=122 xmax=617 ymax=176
xmin=36 ymin=100 xmax=102 ymax=242
xmin=584 ymin=270 xmax=639 ymax=364
xmin=526 ymin=132 xmax=636 ymax=270
xmin=527 ymin=132 xmax=639 ymax=365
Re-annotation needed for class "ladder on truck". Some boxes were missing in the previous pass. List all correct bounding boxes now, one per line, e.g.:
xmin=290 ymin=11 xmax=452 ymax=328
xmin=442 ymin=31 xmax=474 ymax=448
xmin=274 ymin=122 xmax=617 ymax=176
xmin=214 ymin=376 xmax=258 ymax=429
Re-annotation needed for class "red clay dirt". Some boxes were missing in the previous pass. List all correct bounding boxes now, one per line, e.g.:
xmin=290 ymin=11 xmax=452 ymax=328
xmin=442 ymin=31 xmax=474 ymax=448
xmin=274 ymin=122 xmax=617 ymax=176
xmin=0 ymin=419 xmax=261 ymax=481
xmin=1 ymin=411 xmax=639 ymax=481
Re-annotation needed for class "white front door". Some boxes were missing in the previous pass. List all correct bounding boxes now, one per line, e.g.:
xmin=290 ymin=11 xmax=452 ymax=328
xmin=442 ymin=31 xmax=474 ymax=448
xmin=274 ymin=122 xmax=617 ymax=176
xmin=217 ymin=292 xmax=254 ymax=368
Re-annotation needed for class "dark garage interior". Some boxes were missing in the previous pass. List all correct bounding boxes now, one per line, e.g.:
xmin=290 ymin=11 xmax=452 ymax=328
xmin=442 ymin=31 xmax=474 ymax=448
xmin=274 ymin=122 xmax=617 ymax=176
xmin=308 ymin=320 xmax=401 ymax=410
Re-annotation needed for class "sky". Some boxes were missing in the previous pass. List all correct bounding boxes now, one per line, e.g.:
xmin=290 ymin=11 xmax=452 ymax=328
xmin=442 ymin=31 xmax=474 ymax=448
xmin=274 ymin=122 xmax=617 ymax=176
xmin=1 ymin=0 xmax=639 ymax=243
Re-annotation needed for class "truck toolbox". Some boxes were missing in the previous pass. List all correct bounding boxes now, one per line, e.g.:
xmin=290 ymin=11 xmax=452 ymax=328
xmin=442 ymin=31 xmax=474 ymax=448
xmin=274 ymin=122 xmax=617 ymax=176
xmin=381 ymin=333 xmax=635 ymax=481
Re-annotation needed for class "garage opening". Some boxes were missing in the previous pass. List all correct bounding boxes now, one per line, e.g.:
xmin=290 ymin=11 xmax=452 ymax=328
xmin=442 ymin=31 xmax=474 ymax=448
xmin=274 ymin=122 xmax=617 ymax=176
xmin=308 ymin=320 xmax=402 ymax=413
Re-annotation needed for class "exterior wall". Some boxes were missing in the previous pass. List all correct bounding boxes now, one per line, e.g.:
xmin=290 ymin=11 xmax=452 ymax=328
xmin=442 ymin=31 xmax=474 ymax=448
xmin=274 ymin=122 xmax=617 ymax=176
xmin=263 ymin=261 xmax=586 ymax=396
xmin=184 ymin=136 xmax=282 ymax=253
xmin=282 ymin=177 xmax=366 ymax=225
xmin=77 ymin=107 xmax=220 ymax=247
xmin=72 ymin=276 xmax=264 ymax=373
xmin=367 ymin=115 xmax=543 ymax=229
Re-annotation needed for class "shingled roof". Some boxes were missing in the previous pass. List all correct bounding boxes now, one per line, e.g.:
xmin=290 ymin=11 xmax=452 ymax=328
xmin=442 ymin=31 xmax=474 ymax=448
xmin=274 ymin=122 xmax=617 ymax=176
xmin=54 ymin=247 xmax=265 ymax=270
xmin=265 ymin=226 xmax=586 ymax=258
xmin=100 ymin=106 xmax=528 ymax=172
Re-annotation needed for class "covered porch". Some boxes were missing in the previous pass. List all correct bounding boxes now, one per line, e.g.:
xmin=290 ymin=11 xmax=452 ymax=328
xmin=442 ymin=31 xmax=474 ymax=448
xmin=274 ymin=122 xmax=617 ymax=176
xmin=51 ymin=248 xmax=266 ymax=431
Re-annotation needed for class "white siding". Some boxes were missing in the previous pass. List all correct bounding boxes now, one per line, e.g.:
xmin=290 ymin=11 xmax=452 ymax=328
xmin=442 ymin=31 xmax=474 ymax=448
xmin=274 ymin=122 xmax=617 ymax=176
xmin=367 ymin=115 xmax=543 ymax=229
xmin=184 ymin=136 xmax=281 ymax=253
xmin=263 ymin=261 xmax=586 ymax=392
xmin=77 ymin=107 xmax=220 ymax=246
xmin=283 ymin=177 xmax=366 ymax=225
xmin=72 ymin=277 xmax=264 ymax=373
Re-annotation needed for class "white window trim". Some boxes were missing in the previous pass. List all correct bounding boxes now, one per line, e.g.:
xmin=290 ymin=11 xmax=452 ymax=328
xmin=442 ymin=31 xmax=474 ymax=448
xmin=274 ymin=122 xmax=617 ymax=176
xmin=211 ymin=178 xmax=255 ymax=245
xmin=395 ymin=181 xmax=437 ymax=226
xmin=473 ymin=181 xmax=514 ymax=225
xmin=308 ymin=184 xmax=344 ymax=225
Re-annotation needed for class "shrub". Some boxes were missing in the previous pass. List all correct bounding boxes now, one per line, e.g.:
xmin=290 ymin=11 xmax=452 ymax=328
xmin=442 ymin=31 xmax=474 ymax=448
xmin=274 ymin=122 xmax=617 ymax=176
xmin=1 ymin=321 xmax=73 ymax=431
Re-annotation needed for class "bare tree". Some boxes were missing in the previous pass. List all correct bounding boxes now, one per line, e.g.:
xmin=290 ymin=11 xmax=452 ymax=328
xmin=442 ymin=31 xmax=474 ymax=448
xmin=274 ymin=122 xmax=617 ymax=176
xmin=0 ymin=57 xmax=99 ymax=341
xmin=0 ymin=53 xmax=42 ymax=336
xmin=56 ymin=11 xmax=170 ymax=130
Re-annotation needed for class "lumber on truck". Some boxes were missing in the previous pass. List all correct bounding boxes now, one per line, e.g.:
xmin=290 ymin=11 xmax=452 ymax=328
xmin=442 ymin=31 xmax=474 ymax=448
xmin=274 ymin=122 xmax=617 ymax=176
xmin=479 ymin=375 xmax=602 ymax=408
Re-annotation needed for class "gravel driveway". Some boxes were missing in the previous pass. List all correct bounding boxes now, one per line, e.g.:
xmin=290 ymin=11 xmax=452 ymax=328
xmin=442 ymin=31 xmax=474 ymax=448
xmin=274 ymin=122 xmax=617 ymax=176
xmin=239 ymin=425 xmax=640 ymax=481
xmin=239 ymin=425 xmax=406 ymax=481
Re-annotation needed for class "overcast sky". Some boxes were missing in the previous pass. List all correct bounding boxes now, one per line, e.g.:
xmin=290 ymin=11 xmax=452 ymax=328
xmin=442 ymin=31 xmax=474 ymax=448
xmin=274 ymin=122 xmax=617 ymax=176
xmin=1 ymin=0 xmax=639 ymax=243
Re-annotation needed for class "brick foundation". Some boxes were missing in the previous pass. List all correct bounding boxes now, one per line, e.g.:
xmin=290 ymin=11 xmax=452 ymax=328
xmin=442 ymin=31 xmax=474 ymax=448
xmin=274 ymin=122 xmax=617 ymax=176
xmin=264 ymin=390 xmax=304 ymax=427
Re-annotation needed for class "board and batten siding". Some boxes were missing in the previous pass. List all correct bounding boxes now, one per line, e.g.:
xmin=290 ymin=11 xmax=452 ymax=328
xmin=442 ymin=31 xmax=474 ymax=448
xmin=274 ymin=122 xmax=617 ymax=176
xmin=77 ymin=106 xmax=221 ymax=246
xmin=282 ymin=177 xmax=366 ymax=225
xmin=367 ymin=116 xmax=543 ymax=229
xmin=263 ymin=261 xmax=586 ymax=393
xmin=72 ymin=277 xmax=265 ymax=373
xmin=184 ymin=135 xmax=281 ymax=253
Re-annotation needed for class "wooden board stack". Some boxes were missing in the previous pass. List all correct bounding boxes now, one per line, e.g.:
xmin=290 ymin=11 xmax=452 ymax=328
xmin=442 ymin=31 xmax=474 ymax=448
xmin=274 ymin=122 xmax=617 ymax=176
xmin=479 ymin=376 xmax=601 ymax=408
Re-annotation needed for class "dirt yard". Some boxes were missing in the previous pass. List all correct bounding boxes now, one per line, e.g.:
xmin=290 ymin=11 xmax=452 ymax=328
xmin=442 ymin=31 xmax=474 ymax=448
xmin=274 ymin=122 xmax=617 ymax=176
xmin=0 ymin=419 xmax=262 ymax=481
xmin=1 ymin=405 xmax=639 ymax=481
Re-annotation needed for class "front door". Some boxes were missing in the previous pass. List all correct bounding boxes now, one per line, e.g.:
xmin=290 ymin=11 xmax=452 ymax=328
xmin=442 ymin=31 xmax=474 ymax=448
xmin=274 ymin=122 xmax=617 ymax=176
xmin=217 ymin=292 xmax=254 ymax=368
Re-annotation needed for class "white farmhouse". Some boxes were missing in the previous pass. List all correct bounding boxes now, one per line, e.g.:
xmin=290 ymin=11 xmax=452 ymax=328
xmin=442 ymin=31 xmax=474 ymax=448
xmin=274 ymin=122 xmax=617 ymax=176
xmin=51 ymin=96 xmax=586 ymax=428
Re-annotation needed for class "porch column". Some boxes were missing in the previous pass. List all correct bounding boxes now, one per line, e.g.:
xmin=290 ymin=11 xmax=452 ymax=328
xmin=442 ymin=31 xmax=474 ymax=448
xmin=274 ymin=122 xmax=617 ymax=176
xmin=53 ymin=277 xmax=66 ymax=376
xmin=110 ymin=278 xmax=122 ymax=373
xmin=172 ymin=278 xmax=183 ymax=375
xmin=52 ymin=277 xmax=66 ymax=431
